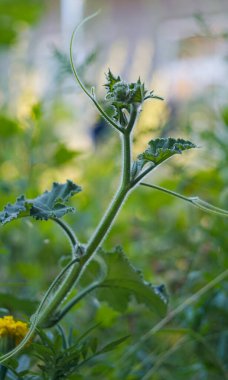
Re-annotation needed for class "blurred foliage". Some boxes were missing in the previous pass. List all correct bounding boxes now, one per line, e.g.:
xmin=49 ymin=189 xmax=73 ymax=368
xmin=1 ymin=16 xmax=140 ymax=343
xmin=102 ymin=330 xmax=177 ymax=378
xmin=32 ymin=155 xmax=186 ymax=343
xmin=0 ymin=0 xmax=45 ymax=48
xmin=0 ymin=6 xmax=228 ymax=380
xmin=6 ymin=326 xmax=128 ymax=379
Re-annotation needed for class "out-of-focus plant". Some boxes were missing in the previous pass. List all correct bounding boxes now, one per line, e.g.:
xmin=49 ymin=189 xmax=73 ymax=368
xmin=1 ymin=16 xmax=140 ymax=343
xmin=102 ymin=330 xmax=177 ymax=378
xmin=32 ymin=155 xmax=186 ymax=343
xmin=0 ymin=0 xmax=44 ymax=48
xmin=0 ymin=14 xmax=228 ymax=379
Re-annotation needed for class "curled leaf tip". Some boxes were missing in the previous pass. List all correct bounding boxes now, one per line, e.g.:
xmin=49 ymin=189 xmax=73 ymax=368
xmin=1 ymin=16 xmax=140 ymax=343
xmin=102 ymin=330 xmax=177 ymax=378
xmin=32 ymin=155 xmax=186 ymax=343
xmin=0 ymin=181 xmax=81 ymax=225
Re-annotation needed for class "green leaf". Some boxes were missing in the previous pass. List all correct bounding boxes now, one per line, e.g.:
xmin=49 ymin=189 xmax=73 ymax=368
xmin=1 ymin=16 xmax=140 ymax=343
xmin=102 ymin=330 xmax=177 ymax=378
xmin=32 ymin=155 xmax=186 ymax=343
xmin=0 ymin=195 xmax=30 ymax=225
xmin=104 ymin=69 xmax=121 ymax=94
xmin=87 ymin=247 xmax=168 ymax=316
xmin=30 ymin=180 xmax=81 ymax=220
xmin=31 ymin=343 xmax=54 ymax=359
xmin=129 ymin=78 xmax=146 ymax=103
xmin=138 ymin=137 xmax=196 ymax=167
xmin=98 ymin=335 xmax=129 ymax=354
xmin=0 ymin=180 xmax=81 ymax=225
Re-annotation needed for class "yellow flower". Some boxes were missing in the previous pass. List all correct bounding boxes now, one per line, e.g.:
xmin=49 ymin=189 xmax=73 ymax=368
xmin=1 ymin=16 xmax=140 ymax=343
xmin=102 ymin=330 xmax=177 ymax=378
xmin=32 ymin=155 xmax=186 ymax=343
xmin=0 ymin=316 xmax=28 ymax=351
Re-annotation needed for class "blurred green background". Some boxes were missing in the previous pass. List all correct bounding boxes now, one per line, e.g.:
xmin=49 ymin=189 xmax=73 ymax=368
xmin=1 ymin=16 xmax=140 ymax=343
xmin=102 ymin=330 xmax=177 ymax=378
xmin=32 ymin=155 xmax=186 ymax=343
xmin=0 ymin=0 xmax=228 ymax=379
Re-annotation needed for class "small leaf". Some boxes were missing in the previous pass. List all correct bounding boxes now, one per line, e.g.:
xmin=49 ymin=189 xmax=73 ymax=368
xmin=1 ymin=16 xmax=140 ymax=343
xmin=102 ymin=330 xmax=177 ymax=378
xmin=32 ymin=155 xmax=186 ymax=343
xmin=77 ymin=323 xmax=101 ymax=344
xmin=138 ymin=137 xmax=196 ymax=167
xmin=99 ymin=335 xmax=129 ymax=354
xmin=104 ymin=69 xmax=121 ymax=94
xmin=129 ymin=77 xmax=146 ymax=103
xmin=0 ymin=180 xmax=81 ymax=225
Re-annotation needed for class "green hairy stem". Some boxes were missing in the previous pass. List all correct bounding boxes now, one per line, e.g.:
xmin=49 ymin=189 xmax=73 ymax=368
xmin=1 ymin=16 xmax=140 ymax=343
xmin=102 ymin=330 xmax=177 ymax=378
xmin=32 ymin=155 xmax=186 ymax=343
xmin=38 ymin=118 xmax=135 ymax=327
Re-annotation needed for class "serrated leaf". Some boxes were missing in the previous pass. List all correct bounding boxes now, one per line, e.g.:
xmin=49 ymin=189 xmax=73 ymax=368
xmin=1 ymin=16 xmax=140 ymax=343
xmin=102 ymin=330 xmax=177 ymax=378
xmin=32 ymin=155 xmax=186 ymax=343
xmin=0 ymin=180 xmax=81 ymax=225
xmin=30 ymin=180 xmax=81 ymax=220
xmin=87 ymin=247 xmax=168 ymax=316
xmin=129 ymin=78 xmax=146 ymax=103
xmin=0 ymin=195 xmax=30 ymax=225
xmin=138 ymin=137 xmax=196 ymax=167
xmin=104 ymin=69 xmax=121 ymax=93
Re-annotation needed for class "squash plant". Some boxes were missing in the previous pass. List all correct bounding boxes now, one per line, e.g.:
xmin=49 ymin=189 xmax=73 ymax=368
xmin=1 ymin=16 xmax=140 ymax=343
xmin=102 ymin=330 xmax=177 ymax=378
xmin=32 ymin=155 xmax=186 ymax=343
xmin=0 ymin=15 xmax=228 ymax=379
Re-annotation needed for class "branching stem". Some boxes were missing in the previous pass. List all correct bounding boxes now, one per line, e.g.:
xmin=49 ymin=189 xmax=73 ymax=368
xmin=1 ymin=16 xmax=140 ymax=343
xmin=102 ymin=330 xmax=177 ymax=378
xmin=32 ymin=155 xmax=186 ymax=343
xmin=131 ymin=164 xmax=155 ymax=187
xmin=49 ymin=282 xmax=100 ymax=326
xmin=37 ymin=105 xmax=137 ymax=327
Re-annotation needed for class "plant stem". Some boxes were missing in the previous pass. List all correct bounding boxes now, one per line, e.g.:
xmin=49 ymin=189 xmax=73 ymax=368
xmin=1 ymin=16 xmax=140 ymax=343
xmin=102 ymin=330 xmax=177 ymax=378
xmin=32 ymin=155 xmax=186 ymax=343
xmin=87 ymin=186 xmax=128 ymax=254
xmin=70 ymin=13 xmax=123 ymax=134
xmin=38 ymin=120 xmax=136 ymax=326
xmin=126 ymin=105 xmax=138 ymax=133
xmin=131 ymin=164 xmax=155 ymax=187
xmin=52 ymin=218 xmax=78 ymax=254
xmin=35 ymin=219 xmax=79 ymax=327
xmin=39 ymin=186 xmax=128 ymax=327
xmin=49 ymin=282 xmax=100 ymax=325
xmin=122 ymin=132 xmax=131 ymax=186
xmin=140 ymin=182 xmax=228 ymax=217
xmin=122 ymin=105 xmax=137 ymax=186
xmin=37 ymin=96 xmax=140 ymax=328
xmin=140 ymin=182 xmax=192 ymax=202
xmin=38 ymin=258 xmax=81 ymax=327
